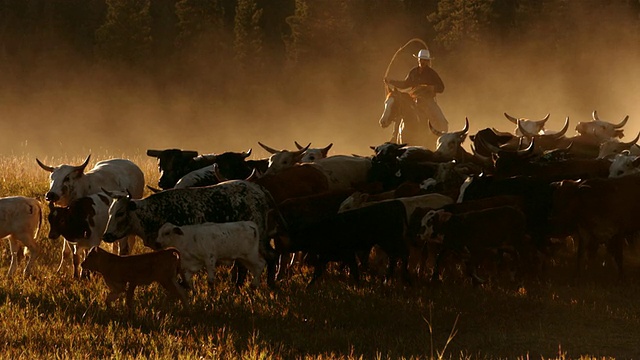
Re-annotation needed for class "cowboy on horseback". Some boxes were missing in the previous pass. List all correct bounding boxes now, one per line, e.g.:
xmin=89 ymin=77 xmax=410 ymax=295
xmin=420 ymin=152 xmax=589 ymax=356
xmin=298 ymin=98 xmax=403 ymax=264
xmin=384 ymin=49 xmax=449 ymax=137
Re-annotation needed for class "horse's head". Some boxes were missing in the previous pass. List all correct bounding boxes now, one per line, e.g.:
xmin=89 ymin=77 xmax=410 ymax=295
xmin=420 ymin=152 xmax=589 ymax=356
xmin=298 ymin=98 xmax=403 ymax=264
xmin=379 ymin=87 xmax=415 ymax=129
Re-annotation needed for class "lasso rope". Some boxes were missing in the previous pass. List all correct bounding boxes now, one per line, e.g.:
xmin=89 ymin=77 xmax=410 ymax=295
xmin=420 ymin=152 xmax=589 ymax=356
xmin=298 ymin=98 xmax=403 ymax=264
xmin=384 ymin=38 xmax=429 ymax=81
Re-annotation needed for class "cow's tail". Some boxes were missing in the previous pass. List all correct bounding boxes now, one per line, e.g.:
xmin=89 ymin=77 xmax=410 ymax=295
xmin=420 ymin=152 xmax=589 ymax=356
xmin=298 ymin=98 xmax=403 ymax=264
xmin=25 ymin=200 xmax=44 ymax=257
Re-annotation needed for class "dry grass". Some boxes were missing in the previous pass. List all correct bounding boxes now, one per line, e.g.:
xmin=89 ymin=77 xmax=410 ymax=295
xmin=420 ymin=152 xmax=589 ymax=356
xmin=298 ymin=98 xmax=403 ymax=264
xmin=0 ymin=154 xmax=638 ymax=359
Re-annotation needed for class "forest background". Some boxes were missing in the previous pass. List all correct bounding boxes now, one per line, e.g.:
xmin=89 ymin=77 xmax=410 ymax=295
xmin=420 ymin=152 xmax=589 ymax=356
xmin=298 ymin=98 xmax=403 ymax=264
xmin=1 ymin=0 xmax=639 ymax=158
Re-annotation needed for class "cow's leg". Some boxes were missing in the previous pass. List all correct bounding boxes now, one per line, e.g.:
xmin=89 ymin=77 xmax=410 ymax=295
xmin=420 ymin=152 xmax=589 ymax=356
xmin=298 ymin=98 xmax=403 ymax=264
xmin=608 ymin=234 xmax=625 ymax=280
xmin=307 ymin=256 xmax=327 ymax=287
xmin=15 ymin=233 xmax=39 ymax=277
xmin=125 ymin=284 xmax=136 ymax=316
xmin=231 ymin=262 xmax=249 ymax=288
xmin=57 ymin=240 xmax=72 ymax=274
xmin=105 ymin=281 xmax=126 ymax=304
xmin=399 ymin=253 xmax=412 ymax=286
xmin=205 ymin=258 xmax=218 ymax=291
xmin=431 ymin=247 xmax=449 ymax=283
xmin=115 ymin=235 xmax=136 ymax=255
xmin=7 ymin=236 xmax=21 ymax=277
xmin=160 ymin=276 xmax=189 ymax=307
xmin=574 ymin=227 xmax=590 ymax=279
xmin=346 ymin=254 xmax=360 ymax=285
xmin=72 ymin=248 xmax=83 ymax=279
xmin=182 ymin=270 xmax=195 ymax=290
xmin=275 ymin=253 xmax=291 ymax=281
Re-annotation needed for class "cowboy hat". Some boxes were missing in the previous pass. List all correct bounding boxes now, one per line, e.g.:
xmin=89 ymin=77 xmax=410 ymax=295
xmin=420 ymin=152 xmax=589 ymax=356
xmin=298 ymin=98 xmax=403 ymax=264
xmin=413 ymin=49 xmax=432 ymax=60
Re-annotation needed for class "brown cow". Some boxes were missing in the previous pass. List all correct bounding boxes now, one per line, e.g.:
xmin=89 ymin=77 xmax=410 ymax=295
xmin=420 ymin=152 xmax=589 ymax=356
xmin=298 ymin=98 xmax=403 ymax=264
xmin=81 ymin=247 xmax=187 ymax=315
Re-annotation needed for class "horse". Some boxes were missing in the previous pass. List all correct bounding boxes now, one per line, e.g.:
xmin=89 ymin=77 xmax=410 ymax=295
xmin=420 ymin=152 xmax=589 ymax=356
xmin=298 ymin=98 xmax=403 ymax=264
xmin=379 ymin=85 xmax=439 ymax=150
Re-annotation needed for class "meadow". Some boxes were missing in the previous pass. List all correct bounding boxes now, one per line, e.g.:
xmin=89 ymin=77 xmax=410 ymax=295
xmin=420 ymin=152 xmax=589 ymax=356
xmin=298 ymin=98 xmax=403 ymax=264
xmin=0 ymin=154 xmax=638 ymax=359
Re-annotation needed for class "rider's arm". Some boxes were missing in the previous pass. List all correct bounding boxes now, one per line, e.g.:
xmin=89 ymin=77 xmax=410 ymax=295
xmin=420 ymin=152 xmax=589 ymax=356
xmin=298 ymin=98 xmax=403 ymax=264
xmin=386 ymin=68 xmax=419 ymax=89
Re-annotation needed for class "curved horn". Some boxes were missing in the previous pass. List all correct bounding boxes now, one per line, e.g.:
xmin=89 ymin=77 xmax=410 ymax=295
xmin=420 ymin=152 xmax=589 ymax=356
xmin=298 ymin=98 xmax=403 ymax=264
xmin=550 ymin=117 xmax=570 ymax=139
xmin=258 ymin=142 xmax=280 ymax=154
xmin=245 ymin=168 xmax=259 ymax=181
xmin=539 ymin=113 xmax=551 ymax=123
xmin=294 ymin=141 xmax=306 ymax=150
xmin=36 ymin=158 xmax=55 ymax=172
xmin=212 ymin=163 xmax=228 ymax=182
xmin=293 ymin=143 xmax=311 ymax=156
xmin=517 ymin=137 xmax=535 ymax=155
xmin=456 ymin=117 xmax=470 ymax=135
xmin=592 ymin=110 xmax=600 ymax=121
xmin=322 ymin=143 xmax=333 ymax=156
xmin=623 ymin=131 xmax=640 ymax=147
xmin=504 ymin=112 xmax=519 ymax=125
xmin=613 ymin=115 xmax=629 ymax=129
xmin=428 ymin=120 xmax=445 ymax=136
xmin=74 ymin=155 xmax=91 ymax=172
xmin=242 ymin=148 xmax=252 ymax=158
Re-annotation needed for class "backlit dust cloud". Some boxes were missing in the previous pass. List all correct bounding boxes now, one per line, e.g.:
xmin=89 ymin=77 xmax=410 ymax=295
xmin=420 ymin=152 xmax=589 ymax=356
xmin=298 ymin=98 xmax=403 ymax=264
xmin=1 ymin=4 xmax=638 ymax=164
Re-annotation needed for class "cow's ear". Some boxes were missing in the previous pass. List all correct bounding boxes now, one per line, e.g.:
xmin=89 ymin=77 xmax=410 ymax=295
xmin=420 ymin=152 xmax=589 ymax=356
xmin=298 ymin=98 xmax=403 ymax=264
xmin=172 ymin=227 xmax=184 ymax=236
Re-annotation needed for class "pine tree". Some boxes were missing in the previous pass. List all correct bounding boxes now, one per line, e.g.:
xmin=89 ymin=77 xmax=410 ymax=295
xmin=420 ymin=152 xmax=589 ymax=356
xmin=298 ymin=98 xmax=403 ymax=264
xmin=95 ymin=0 xmax=152 ymax=65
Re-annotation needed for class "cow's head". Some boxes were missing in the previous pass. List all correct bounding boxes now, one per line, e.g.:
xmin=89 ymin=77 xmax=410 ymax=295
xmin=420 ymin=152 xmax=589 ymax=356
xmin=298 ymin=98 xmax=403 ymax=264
xmin=147 ymin=149 xmax=199 ymax=189
xmin=575 ymin=111 xmax=627 ymax=141
xmin=608 ymin=151 xmax=640 ymax=178
xmin=295 ymin=141 xmax=333 ymax=162
xmin=213 ymin=150 xmax=253 ymax=180
xmin=103 ymin=191 xmax=137 ymax=245
xmin=36 ymin=155 xmax=91 ymax=206
xmin=432 ymin=117 xmax=470 ymax=158
xmin=597 ymin=132 xmax=640 ymax=159
xmin=418 ymin=209 xmax=449 ymax=244
xmin=259 ymin=142 xmax=310 ymax=174
xmin=338 ymin=192 xmax=370 ymax=213
xmin=156 ymin=222 xmax=183 ymax=249
xmin=370 ymin=142 xmax=408 ymax=163
xmin=505 ymin=112 xmax=550 ymax=136
xmin=46 ymin=201 xmax=68 ymax=239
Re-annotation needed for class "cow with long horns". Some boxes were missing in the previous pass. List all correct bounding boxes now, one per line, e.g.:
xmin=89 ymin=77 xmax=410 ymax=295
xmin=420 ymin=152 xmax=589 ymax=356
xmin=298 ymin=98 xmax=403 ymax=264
xmin=36 ymin=155 xmax=144 ymax=256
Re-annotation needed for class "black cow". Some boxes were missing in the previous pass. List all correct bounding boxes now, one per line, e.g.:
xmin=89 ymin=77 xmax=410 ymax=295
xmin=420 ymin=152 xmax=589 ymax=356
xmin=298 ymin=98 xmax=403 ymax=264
xmin=147 ymin=148 xmax=265 ymax=189
xmin=273 ymin=200 xmax=411 ymax=286
xmin=426 ymin=206 xmax=529 ymax=284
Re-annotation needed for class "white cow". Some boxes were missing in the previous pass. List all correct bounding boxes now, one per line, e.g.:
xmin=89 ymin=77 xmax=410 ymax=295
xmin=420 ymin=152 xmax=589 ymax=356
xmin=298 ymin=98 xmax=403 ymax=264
xmin=36 ymin=154 xmax=144 ymax=255
xmin=312 ymin=155 xmax=372 ymax=191
xmin=430 ymin=118 xmax=470 ymax=159
xmin=597 ymin=132 xmax=640 ymax=159
xmin=575 ymin=111 xmax=628 ymax=142
xmin=156 ymin=221 xmax=267 ymax=289
xmin=504 ymin=112 xmax=550 ymax=136
xmin=609 ymin=151 xmax=640 ymax=178
xmin=0 ymin=196 xmax=42 ymax=277
xmin=294 ymin=141 xmax=333 ymax=163
xmin=258 ymin=142 xmax=310 ymax=174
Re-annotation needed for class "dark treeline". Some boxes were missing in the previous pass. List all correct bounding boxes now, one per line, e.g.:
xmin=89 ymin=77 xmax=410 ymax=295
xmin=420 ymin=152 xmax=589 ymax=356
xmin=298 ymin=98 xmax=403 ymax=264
xmin=3 ymin=0 xmax=639 ymax=91
xmin=0 ymin=0 xmax=639 ymax=156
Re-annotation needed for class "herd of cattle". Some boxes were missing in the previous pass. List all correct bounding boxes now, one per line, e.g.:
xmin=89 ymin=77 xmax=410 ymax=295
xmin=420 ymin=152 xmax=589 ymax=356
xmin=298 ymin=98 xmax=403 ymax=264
xmin=3 ymin=110 xmax=640 ymax=309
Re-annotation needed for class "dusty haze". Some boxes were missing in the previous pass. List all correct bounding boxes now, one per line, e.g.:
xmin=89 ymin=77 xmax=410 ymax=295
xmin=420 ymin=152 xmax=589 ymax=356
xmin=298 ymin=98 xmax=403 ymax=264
xmin=1 ymin=7 xmax=639 ymax=165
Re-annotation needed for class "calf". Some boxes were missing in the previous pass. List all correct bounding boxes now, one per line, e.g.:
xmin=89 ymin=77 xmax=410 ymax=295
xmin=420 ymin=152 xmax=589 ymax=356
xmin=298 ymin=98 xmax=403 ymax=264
xmin=424 ymin=206 xmax=529 ymax=285
xmin=156 ymin=221 xmax=266 ymax=289
xmin=81 ymin=246 xmax=187 ymax=315
xmin=0 ymin=196 xmax=42 ymax=277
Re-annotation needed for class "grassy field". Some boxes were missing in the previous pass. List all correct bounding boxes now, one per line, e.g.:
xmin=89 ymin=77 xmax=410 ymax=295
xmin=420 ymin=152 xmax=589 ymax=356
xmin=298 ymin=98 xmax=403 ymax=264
xmin=0 ymin=154 xmax=638 ymax=359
